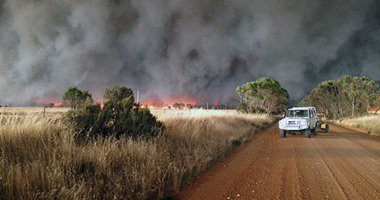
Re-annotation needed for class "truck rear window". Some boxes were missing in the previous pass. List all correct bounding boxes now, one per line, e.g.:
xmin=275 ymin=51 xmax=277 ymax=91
xmin=287 ymin=110 xmax=309 ymax=118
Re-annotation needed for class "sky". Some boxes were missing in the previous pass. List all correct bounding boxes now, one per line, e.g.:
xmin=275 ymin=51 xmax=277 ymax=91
xmin=0 ymin=0 xmax=379 ymax=105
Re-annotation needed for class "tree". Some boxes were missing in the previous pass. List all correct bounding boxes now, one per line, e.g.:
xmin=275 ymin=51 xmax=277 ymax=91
xmin=104 ymin=86 xmax=134 ymax=104
xmin=301 ymin=75 xmax=379 ymax=118
xmin=371 ymin=93 xmax=380 ymax=113
xmin=62 ymin=87 xmax=93 ymax=110
xmin=236 ymin=102 xmax=248 ymax=113
xmin=66 ymin=86 xmax=164 ymax=141
xmin=339 ymin=75 xmax=378 ymax=117
xmin=236 ymin=78 xmax=289 ymax=114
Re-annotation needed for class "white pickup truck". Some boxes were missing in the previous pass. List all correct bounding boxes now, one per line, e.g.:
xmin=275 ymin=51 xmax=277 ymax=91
xmin=279 ymin=107 xmax=328 ymax=138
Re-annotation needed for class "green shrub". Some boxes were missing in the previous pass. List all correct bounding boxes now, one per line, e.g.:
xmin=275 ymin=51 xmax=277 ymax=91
xmin=63 ymin=87 xmax=93 ymax=110
xmin=65 ymin=86 xmax=164 ymax=140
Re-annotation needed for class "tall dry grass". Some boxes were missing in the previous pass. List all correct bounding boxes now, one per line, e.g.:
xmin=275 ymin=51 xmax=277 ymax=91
xmin=333 ymin=115 xmax=380 ymax=136
xmin=0 ymin=107 xmax=69 ymax=114
xmin=0 ymin=108 xmax=274 ymax=199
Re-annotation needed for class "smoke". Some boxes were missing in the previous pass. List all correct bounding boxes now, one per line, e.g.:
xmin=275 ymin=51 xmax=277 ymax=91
xmin=0 ymin=0 xmax=379 ymax=105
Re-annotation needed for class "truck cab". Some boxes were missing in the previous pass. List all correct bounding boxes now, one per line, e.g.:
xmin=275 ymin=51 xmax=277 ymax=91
xmin=279 ymin=107 xmax=319 ymax=138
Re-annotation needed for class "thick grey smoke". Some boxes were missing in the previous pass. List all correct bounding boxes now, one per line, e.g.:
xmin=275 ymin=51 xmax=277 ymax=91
xmin=0 ymin=0 xmax=379 ymax=105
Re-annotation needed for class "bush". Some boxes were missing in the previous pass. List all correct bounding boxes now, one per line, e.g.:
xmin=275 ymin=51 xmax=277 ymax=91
xmin=65 ymin=86 xmax=164 ymax=140
xmin=63 ymin=87 xmax=93 ymax=110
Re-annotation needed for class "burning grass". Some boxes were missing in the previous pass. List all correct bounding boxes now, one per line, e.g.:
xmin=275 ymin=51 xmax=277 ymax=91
xmin=0 ymin=108 xmax=274 ymax=199
xmin=333 ymin=115 xmax=380 ymax=136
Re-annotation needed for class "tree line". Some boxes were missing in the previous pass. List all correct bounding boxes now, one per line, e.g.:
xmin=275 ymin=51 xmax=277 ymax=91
xmin=61 ymin=75 xmax=379 ymax=140
xmin=300 ymin=75 xmax=379 ymax=119
xmin=235 ymin=75 xmax=379 ymax=119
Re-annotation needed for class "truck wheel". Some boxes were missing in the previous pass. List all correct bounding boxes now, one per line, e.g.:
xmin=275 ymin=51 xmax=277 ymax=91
xmin=311 ymin=126 xmax=318 ymax=135
xmin=280 ymin=129 xmax=286 ymax=138
xmin=324 ymin=124 xmax=329 ymax=133
xmin=305 ymin=129 xmax=311 ymax=138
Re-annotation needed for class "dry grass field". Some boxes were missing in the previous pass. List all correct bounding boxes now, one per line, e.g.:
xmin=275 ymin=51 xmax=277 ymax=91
xmin=333 ymin=115 xmax=380 ymax=136
xmin=0 ymin=107 xmax=69 ymax=114
xmin=0 ymin=107 xmax=274 ymax=199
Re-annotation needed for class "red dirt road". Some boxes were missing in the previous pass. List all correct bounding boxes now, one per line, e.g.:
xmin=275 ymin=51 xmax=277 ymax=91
xmin=177 ymin=124 xmax=380 ymax=200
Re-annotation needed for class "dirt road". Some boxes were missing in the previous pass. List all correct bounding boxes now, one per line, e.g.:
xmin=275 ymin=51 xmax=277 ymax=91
xmin=177 ymin=124 xmax=380 ymax=200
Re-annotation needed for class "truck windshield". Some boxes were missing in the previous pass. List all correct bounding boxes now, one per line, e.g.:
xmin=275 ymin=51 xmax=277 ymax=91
xmin=287 ymin=110 xmax=309 ymax=118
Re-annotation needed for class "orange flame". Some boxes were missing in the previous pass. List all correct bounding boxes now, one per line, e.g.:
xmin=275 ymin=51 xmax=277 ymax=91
xmin=139 ymin=97 xmax=196 ymax=110
xmin=34 ymin=97 xmax=62 ymax=107
xmin=54 ymin=102 xmax=62 ymax=107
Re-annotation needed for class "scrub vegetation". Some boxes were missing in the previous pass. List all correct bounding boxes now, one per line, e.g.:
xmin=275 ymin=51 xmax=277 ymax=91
xmin=0 ymin=107 xmax=274 ymax=199
xmin=333 ymin=115 xmax=380 ymax=136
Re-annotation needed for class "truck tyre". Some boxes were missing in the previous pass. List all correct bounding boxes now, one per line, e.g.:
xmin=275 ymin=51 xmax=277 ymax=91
xmin=311 ymin=126 xmax=318 ymax=135
xmin=324 ymin=124 xmax=329 ymax=133
xmin=305 ymin=129 xmax=311 ymax=138
xmin=280 ymin=129 xmax=286 ymax=138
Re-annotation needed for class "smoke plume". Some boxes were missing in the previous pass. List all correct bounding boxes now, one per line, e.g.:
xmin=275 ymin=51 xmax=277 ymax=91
xmin=0 ymin=0 xmax=379 ymax=105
